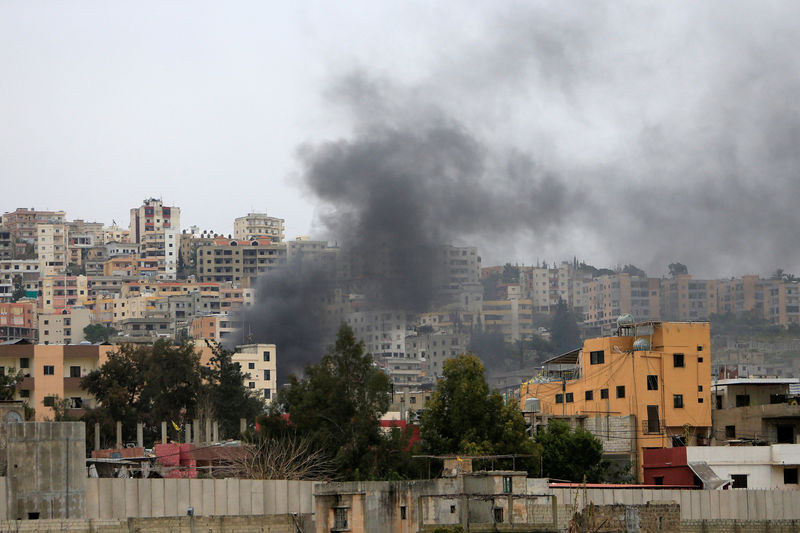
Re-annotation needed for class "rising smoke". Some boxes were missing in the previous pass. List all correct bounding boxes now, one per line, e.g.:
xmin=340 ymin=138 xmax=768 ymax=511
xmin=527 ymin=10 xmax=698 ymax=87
xmin=245 ymin=2 xmax=800 ymax=379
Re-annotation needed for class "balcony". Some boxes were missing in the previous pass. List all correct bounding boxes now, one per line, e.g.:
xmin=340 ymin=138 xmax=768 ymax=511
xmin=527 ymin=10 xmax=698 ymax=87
xmin=63 ymin=377 xmax=83 ymax=389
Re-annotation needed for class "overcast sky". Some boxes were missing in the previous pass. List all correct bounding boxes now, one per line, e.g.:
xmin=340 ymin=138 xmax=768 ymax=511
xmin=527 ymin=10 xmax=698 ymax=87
xmin=2 ymin=1 xmax=799 ymax=278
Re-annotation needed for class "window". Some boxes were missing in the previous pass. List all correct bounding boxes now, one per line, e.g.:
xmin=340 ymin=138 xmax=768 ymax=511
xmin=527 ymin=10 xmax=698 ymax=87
xmin=450 ymin=505 xmax=456 ymax=514
xmin=600 ymin=388 xmax=609 ymax=399
xmin=785 ymin=468 xmax=798 ymax=485
xmin=736 ymin=394 xmax=750 ymax=407
xmin=654 ymin=476 xmax=664 ymax=486
xmin=263 ymin=351 xmax=270 ymax=362
xmin=70 ymin=397 xmax=83 ymax=409
xmin=585 ymin=390 xmax=593 ymax=401
xmin=263 ymin=369 xmax=270 ymax=381
xmin=731 ymin=474 xmax=748 ymax=489
xmin=555 ymin=394 xmax=564 ymax=404
xmin=673 ymin=394 xmax=684 ymax=408
xmin=646 ymin=375 xmax=658 ymax=390
xmin=673 ymin=353 xmax=684 ymax=367
xmin=69 ymin=366 xmax=81 ymax=378
xmin=43 ymin=396 xmax=55 ymax=407
xmin=698 ymin=398 xmax=704 ymax=403
xmin=248 ymin=382 xmax=255 ymax=389
xmin=698 ymin=385 xmax=703 ymax=392
xmin=697 ymin=345 xmax=703 ymax=351
xmin=19 ymin=358 xmax=29 ymax=369
xmin=503 ymin=476 xmax=512 ymax=493
xmin=590 ymin=350 xmax=604 ymax=364
xmin=400 ymin=505 xmax=407 ymax=519
xmin=777 ymin=424 xmax=794 ymax=444
xmin=43 ymin=365 xmax=54 ymax=376
xmin=248 ymin=362 xmax=255 ymax=369
xmin=725 ymin=425 xmax=736 ymax=439
xmin=565 ymin=392 xmax=574 ymax=403
xmin=20 ymin=389 xmax=29 ymax=398
xmin=333 ymin=507 xmax=349 ymax=529
xmin=698 ymin=357 xmax=704 ymax=363
xmin=493 ymin=507 xmax=504 ymax=523
xmin=616 ymin=386 xmax=625 ymax=398
xmin=646 ymin=405 xmax=660 ymax=433
xmin=264 ymin=389 xmax=270 ymax=399
xmin=716 ymin=395 xmax=723 ymax=409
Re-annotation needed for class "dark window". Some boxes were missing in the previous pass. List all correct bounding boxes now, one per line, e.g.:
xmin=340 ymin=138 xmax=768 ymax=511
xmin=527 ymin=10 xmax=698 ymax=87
xmin=698 ymin=385 xmax=703 ymax=392
xmin=785 ymin=468 xmax=798 ymax=485
xmin=600 ymin=388 xmax=609 ymax=399
xmin=69 ymin=366 xmax=81 ymax=378
xmin=698 ymin=357 xmax=704 ymax=363
xmin=590 ymin=350 xmax=605 ymax=364
xmin=716 ymin=395 xmax=723 ymax=409
xmin=736 ymin=394 xmax=750 ymax=407
xmin=771 ymin=394 xmax=786 ymax=404
xmin=731 ymin=474 xmax=748 ymax=489
xmin=565 ymin=392 xmax=574 ymax=403
xmin=20 ymin=389 xmax=29 ymax=398
xmin=672 ymin=435 xmax=686 ymax=447
xmin=654 ymin=476 xmax=664 ymax=485
xmin=674 ymin=394 xmax=684 ymax=408
xmin=503 ymin=476 xmax=512 ymax=493
xmin=450 ymin=505 xmax=456 ymax=514
xmin=777 ymin=424 xmax=794 ymax=444
xmin=43 ymin=365 xmax=54 ymax=376
xmin=263 ymin=351 xmax=270 ymax=361
xmin=555 ymin=394 xmax=564 ymax=404
xmin=19 ymin=358 xmax=29 ymax=369
xmin=43 ymin=396 xmax=55 ymax=407
xmin=585 ymin=390 xmax=593 ymax=401
xmin=725 ymin=425 xmax=736 ymax=438
xmin=333 ymin=507 xmax=348 ymax=529
xmin=493 ymin=507 xmax=504 ymax=523
xmin=647 ymin=375 xmax=658 ymax=390
xmin=616 ymin=386 xmax=625 ymax=398
xmin=698 ymin=397 xmax=704 ymax=403
xmin=673 ymin=353 xmax=684 ymax=367
xmin=646 ymin=405 xmax=660 ymax=433
xmin=400 ymin=505 xmax=407 ymax=519
xmin=248 ymin=362 xmax=254 ymax=369
xmin=697 ymin=345 xmax=703 ymax=351
xmin=263 ymin=369 xmax=270 ymax=381
xmin=263 ymin=389 xmax=270 ymax=399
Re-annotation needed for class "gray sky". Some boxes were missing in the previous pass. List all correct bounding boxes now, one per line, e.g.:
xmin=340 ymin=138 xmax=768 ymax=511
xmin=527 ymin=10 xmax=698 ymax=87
xmin=2 ymin=1 xmax=799 ymax=278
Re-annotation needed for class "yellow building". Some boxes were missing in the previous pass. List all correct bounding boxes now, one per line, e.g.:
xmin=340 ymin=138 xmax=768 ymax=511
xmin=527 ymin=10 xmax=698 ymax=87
xmin=520 ymin=320 xmax=711 ymax=480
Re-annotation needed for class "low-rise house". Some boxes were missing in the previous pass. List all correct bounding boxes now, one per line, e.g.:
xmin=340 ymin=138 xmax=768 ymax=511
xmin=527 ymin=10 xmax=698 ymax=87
xmin=711 ymin=378 xmax=800 ymax=444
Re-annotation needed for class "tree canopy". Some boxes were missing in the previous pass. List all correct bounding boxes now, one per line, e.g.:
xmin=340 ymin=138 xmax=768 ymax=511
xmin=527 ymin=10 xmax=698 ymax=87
xmin=0 ymin=368 xmax=24 ymax=401
xmin=420 ymin=354 xmax=538 ymax=470
xmin=269 ymin=323 xmax=412 ymax=480
xmin=534 ymin=419 xmax=607 ymax=482
xmin=81 ymin=339 xmax=263 ymax=446
xmin=83 ymin=323 xmax=117 ymax=343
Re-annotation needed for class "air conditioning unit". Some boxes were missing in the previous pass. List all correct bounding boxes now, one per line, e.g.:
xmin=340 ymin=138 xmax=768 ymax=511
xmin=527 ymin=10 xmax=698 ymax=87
xmin=524 ymin=398 xmax=540 ymax=413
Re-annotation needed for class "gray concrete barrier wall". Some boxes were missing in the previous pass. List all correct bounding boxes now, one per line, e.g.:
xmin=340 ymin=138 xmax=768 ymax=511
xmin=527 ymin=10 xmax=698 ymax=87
xmin=83 ymin=478 xmax=316 ymax=519
xmin=549 ymin=487 xmax=800 ymax=521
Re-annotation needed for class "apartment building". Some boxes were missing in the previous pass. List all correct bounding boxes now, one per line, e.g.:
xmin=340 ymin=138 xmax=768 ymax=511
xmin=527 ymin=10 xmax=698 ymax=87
xmin=0 ymin=302 xmax=37 ymax=341
xmin=36 ymin=224 xmax=68 ymax=276
xmin=196 ymin=237 xmax=287 ymax=287
xmin=122 ymin=280 xmax=220 ymax=299
xmin=0 ymin=227 xmax=12 ymax=260
xmin=233 ymin=213 xmax=285 ymax=242
xmin=520 ymin=320 xmax=712 ymax=480
xmin=189 ymin=313 xmax=237 ymax=344
xmin=481 ymin=298 xmax=535 ymax=342
xmin=346 ymin=310 xmax=410 ymax=358
xmin=129 ymin=198 xmax=180 ymax=244
xmin=232 ymin=343 xmax=277 ymax=402
xmin=405 ymin=329 xmax=470 ymax=379
xmin=0 ymin=342 xmax=115 ymax=419
xmin=102 ymin=223 xmax=130 ymax=244
xmin=38 ymin=307 xmax=91 ymax=345
xmin=39 ymin=275 xmax=89 ymax=312
xmin=0 ymin=260 xmax=39 ymax=300
xmin=1 ymin=208 xmax=66 ymax=245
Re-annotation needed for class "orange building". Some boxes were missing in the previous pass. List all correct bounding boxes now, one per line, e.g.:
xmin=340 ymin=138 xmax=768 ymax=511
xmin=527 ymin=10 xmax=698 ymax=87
xmin=0 ymin=301 xmax=37 ymax=340
xmin=520 ymin=320 xmax=711 ymax=480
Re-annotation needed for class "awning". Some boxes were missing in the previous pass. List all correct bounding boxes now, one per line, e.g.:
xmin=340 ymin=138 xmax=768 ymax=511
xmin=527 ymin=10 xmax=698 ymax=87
xmin=688 ymin=461 xmax=730 ymax=490
xmin=542 ymin=348 xmax=580 ymax=366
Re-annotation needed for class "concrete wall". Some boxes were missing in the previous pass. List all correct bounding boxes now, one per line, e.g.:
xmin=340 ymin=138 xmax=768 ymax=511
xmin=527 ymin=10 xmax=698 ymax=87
xmin=84 ymin=478 xmax=315 ymax=519
xmin=549 ymin=487 xmax=800 ymax=522
xmin=0 ymin=515 xmax=310 ymax=532
xmin=6 ymin=422 xmax=86 ymax=520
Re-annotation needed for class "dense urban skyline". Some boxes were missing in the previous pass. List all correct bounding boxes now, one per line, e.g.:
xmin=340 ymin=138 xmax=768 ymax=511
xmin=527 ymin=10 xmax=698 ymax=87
xmin=3 ymin=2 xmax=800 ymax=278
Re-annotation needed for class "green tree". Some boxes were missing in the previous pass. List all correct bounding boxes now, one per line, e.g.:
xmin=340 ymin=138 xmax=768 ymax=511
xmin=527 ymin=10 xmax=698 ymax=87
xmin=202 ymin=341 xmax=265 ymax=438
xmin=82 ymin=340 xmax=204 ymax=445
xmin=501 ymin=263 xmax=520 ymax=284
xmin=83 ymin=323 xmax=117 ymax=343
xmin=272 ymin=323 xmax=395 ymax=479
xmin=534 ymin=420 xmax=607 ymax=482
xmin=420 ymin=354 xmax=538 ymax=471
xmin=10 ymin=275 xmax=25 ymax=302
xmin=549 ymin=299 xmax=581 ymax=354
xmin=668 ymin=262 xmax=688 ymax=277
xmin=0 ymin=368 xmax=24 ymax=401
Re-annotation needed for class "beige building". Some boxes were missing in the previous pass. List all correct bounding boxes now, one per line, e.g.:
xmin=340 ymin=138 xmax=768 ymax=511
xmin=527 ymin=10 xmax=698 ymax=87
xmin=233 ymin=212 xmax=285 ymax=242
xmin=197 ymin=237 xmax=287 ymax=287
xmin=38 ymin=307 xmax=91 ymax=345
xmin=129 ymin=198 xmax=180 ymax=244
xmin=40 ymin=275 xmax=89 ymax=312
xmin=36 ymin=224 xmax=69 ymax=276
xmin=232 ymin=343 xmax=277 ymax=402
